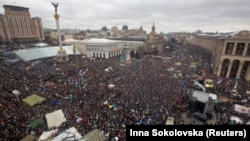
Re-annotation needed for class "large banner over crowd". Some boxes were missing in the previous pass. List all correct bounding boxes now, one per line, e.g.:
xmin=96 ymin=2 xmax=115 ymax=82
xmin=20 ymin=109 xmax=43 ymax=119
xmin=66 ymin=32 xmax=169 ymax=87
xmin=45 ymin=109 xmax=66 ymax=129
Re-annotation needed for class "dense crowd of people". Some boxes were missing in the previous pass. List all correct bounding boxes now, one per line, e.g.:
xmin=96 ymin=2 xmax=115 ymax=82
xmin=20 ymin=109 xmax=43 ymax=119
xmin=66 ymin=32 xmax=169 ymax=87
xmin=0 ymin=44 xmax=249 ymax=141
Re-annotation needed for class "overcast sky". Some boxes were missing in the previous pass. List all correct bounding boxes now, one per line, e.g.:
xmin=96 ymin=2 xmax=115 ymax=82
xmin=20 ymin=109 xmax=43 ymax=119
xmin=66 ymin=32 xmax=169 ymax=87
xmin=1 ymin=0 xmax=250 ymax=33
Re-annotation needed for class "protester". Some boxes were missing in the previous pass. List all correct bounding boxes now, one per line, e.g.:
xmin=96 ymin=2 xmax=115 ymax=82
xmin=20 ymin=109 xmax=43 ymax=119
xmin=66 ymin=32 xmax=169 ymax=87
xmin=0 ymin=43 xmax=249 ymax=141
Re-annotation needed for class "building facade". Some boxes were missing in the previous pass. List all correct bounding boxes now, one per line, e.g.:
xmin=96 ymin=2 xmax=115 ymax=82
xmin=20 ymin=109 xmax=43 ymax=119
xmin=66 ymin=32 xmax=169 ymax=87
xmin=110 ymin=25 xmax=147 ymax=38
xmin=145 ymin=22 xmax=164 ymax=54
xmin=219 ymin=31 xmax=250 ymax=80
xmin=63 ymin=38 xmax=145 ymax=59
xmin=32 ymin=17 xmax=45 ymax=41
xmin=190 ymin=30 xmax=250 ymax=81
xmin=0 ymin=5 xmax=44 ymax=43
xmin=85 ymin=39 xmax=123 ymax=59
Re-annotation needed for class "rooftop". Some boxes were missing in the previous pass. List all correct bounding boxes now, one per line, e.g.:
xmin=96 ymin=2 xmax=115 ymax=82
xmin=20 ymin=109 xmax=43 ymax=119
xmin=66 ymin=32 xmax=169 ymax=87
xmin=13 ymin=46 xmax=80 ymax=62
xmin=3 ymin=5 xmax=29 ymax=11
xmin=63 ymin=38 xmax=122 ymax=44
xmin=192 ymin=90 xmax=209 ymax=103
xmin=84 ymin=38 xmax=122 ymax=44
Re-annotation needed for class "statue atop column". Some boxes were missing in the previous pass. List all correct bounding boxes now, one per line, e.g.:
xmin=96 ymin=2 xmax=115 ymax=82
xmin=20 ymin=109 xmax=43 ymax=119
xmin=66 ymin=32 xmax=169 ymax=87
xmin=51 ymin=2 xmax=58 ymax=13
xmin=51 ymin=2 xmax=68 ymax=62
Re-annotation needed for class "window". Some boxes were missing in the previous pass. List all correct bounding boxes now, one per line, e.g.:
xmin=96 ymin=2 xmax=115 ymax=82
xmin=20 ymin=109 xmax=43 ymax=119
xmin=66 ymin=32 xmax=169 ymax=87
xmin=225 ymin=42 xmax=234 ymax=54
xmin=235 ymin=43 xmax=245 ymax=55
xmin=246 ymin=43 xmax=250 ymax=56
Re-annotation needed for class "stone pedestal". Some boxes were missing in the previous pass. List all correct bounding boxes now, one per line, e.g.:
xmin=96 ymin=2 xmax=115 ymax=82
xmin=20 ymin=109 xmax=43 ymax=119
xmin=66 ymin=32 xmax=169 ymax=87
xmin=57 ymin=47 xmax=68 ymax=62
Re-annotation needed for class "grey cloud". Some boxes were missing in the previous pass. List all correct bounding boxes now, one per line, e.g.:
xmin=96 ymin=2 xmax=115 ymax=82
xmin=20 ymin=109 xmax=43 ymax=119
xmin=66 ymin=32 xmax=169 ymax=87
xmin=1 ymin=0 xmax=250 ymax=32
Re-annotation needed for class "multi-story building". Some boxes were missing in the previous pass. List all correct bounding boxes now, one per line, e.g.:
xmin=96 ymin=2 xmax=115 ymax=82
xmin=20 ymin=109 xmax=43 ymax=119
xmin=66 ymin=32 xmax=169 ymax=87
xmin=0 ymin=5 xmax=45 ymax=43
xmin=145 ymin=22 xmax=164 ymax=54
xmin=190 ymin=30 xmax=250 ymax=81
xmin=174 ymin=32 xmax=191 ymax=45
xmin=63 ymin=38 xmax=144 ymax=59
xmin=85 ymin=38 xmax=123 ymax=59
xmin=110 ymin=25 xmax=147 ymax=38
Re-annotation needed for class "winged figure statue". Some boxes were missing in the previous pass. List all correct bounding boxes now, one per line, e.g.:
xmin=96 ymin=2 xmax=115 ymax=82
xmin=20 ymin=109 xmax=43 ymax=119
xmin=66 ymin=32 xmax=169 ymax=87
xmin=51 ymin=2 xmax=59 ymax=12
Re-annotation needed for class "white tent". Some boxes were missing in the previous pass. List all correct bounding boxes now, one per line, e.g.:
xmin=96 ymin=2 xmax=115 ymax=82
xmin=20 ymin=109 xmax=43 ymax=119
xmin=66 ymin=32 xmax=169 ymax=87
xmin=52 ymin=127 xmax=83 ymax=141
xmin=208 ymin=93 xmax=217 ymax=101
xmin=230 ymin=116 xmax=243 ymax=124
xmin=38 ymin=129 xmax=58 ymax=141
xmin=234 ymin=104 xmax=250 ymax=114
xmin=165 ymin=117 xmax=174 ymax=125
xmin=45 ymin=109 xmax=66 ymax=129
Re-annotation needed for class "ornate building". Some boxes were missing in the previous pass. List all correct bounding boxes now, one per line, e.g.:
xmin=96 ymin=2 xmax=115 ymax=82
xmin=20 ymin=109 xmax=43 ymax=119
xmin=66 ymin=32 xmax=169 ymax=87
xmin=190 ymin=30 xmax=250 ymax=81
xmin=145 ymin=22 xmax=164 ymax=54
xmin=0 ymin=5 xmax=45 ymax=43
xmin=219 ymin=31 xmax=250 ymax=80
xmin=110 ymin=25 xmax=147 ymax=38
xmin=84 ymin=38 xmax=123 ymax=59
xmin=63 ymin=38 xmax=144 ymax=59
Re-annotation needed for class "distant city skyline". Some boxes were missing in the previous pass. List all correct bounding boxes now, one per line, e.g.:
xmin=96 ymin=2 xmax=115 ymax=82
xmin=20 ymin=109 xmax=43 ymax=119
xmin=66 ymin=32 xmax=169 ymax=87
xmin=1 ymin=0 xmax=250 ymax=33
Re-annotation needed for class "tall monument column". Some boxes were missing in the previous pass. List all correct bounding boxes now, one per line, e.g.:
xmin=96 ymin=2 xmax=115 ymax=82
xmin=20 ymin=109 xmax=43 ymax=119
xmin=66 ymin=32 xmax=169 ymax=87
xmin=51 ymin=2 xmax=67 ymax=62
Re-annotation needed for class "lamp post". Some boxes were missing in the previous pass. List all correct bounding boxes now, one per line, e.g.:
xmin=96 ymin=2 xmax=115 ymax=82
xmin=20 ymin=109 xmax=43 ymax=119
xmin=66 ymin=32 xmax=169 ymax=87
xmin=73 ymin=45 xmax=81 ymax=93
xmin=75 ymin=45 xmax=80 ymax=93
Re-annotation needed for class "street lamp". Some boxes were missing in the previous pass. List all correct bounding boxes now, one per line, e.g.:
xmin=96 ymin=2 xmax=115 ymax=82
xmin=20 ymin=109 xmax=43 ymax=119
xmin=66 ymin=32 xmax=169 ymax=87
xmin=73 ymin=44 xmax=81 ymax=93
